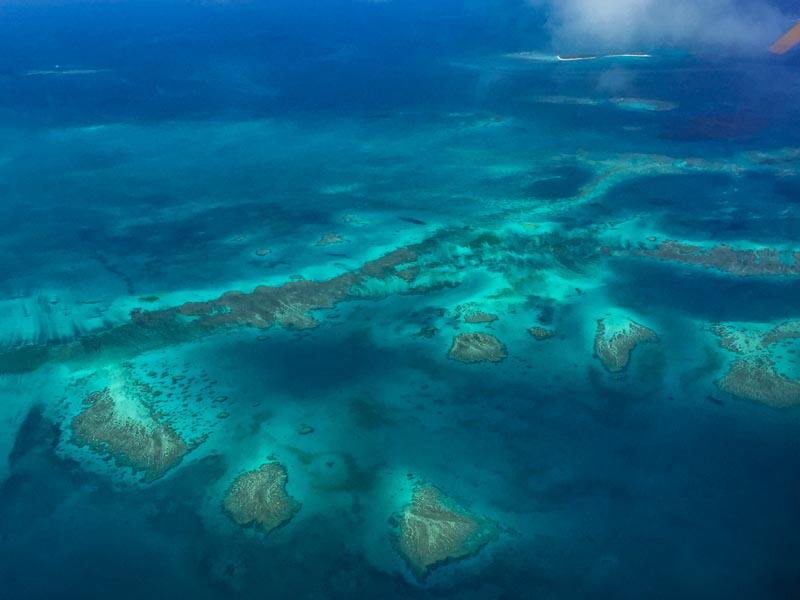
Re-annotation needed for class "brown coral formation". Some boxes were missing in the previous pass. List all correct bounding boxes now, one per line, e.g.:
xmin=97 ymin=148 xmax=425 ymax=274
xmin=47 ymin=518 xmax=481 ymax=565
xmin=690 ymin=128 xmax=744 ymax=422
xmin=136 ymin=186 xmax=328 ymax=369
xmin=176 ymin=274 xmax=360 ymax=331
xmin=711 ymin=321 xmax=800 ymax=407
xmin=71 ymin=387 xmax=190 ymax=482
xmin=630 ymin=240 xmax=800 ymax=276
xmin=761 ymin=321 xmax=800 ymax=348
xmin=223 ymin=463 xmax=301 ymax=533
xmin=594 ymin=318 xmax=657 ymax=372
xmin=717 ymin=358 xmax=800 ymax=408
xmin=315 ymin=233 xmax=346 ymax=246
xmin=360 ymin=247 xmax=420 ymax=280
xmin=709 ymin=324 xmax=762 ymax=355
xmin=395 ymin=484 xmax=499 ymax=579
xmin=447 ymin=333 xmax=507 ymax=364
xmin=0 ymin=242 xmax=436 ymax=377
xmin=454 ymin=303 xmax=498 ymax=324
xmin=462 ymin=311 xmax=498 ymax=324
xmin=528 ymin=326 xmax=555 ymax=340
xmin=172 ymin=246 xmax=429 ymax=331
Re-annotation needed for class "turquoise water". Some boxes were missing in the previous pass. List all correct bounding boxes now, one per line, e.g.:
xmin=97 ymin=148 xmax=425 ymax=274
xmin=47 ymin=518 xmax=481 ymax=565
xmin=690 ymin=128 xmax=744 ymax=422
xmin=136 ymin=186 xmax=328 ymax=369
xmin=1 ymin=2 xmax=800 ymax=599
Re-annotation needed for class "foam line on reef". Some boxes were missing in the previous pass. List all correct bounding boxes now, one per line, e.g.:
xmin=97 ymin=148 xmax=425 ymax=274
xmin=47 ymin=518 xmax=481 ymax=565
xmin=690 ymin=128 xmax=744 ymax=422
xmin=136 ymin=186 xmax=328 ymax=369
xmin=556 ymin=53 xmax=652 ymax=61
xmin=502 ymin=51 xmax=652 ymax=63
xmin=26 ymin=68 xmax=112 ymax=76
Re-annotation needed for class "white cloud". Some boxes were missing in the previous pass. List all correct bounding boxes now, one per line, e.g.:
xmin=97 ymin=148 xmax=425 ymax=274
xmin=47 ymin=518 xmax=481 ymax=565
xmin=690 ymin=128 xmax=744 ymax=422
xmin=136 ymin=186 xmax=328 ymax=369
xmin=534 ymin=0 xmax=788 ymax=53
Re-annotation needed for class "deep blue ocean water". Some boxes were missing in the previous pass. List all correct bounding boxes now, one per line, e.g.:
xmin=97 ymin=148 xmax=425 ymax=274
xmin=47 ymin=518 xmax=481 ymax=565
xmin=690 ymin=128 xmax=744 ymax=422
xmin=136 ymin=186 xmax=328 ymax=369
xmin=1 ymin=1 xmax=800 ymax=599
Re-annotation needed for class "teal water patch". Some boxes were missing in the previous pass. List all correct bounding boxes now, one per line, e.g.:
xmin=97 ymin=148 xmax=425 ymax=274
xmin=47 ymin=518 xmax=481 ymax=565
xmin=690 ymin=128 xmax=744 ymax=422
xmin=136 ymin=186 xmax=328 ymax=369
xmin=597 ymin=171 xmax=800 ymax=243
xmin=608 ymin=258 xmax=800 ymax=322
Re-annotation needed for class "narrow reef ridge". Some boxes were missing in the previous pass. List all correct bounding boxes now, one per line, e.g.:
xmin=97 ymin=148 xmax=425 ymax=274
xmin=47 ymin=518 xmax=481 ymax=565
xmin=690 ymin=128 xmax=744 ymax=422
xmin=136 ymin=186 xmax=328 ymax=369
xmin=0 ymin=241 xmax=431 ymax=375
xmin=0 ymin=227 xmax=608 ymax=376
xmin=711 ymin=321 xmax=800 ymax=407
xmin=594 ymin=318 xmax=657 ymax=372
xmin=223 ymin=462 xmax=301 ymax=533
xmin=447 ymin=332 xmax=507 ymax=363
xmin=395 ymin=484 xmax=499 ymax=580
xmin=71 ymin=387 xmax=191 ymax=482
xmin=175 ymin=274 xmax=361 ymax=331
xmin=629 ymin=240 xmax=800 ymax=276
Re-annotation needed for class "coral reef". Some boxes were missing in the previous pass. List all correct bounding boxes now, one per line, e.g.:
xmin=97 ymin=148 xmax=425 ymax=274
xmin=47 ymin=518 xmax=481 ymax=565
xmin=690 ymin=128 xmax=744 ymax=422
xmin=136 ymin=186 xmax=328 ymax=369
xmin=594 ymin=318 xmax=657 ymax=372
xmin=0 ymin=226 xmax=622 ymax=376
xmin=709 ymin=324 xmax=765 ymax=355
xmin=761 ymin=321 xmax=800 ymax=348
xmin=711 ymin=321 xmax=800 ymax=407
xmin=176 ymin=274 xmax=361 ymax=331
xmin=171 ymin=243 xmax=430 ymax=332
xmin=223 ymin=462 xmax=301 ymax=533
xmin=315 ymin=233 xmax=346 ymax=247
xmin=455 ymin=304 xmax=498 ymax=324
xmin=360 ymin=247 xmax=420 ymax=280
xmin=629 ymin=240 xmax=800 ymax=276
xmin=447 ymin=333 xmax=507 ymax=364
xmin=415 ymin=326 xmax=439 ymax=339
xmin=0 ymin=241 xmax=436 ymax=375
xmin=395 ymin=484 xmax=499 ymax=579
xmin=395 ymin=266 xmax=421 ymax=283
xmin=717 ymin=358 xmax=800 ymax=408
xmin=71 ymin=387 xmax=190 ymax=482
xmin=528 ymin=326 xmax=555 ymax=340
xmin=462 ymin=311 xmax=498 ymax=324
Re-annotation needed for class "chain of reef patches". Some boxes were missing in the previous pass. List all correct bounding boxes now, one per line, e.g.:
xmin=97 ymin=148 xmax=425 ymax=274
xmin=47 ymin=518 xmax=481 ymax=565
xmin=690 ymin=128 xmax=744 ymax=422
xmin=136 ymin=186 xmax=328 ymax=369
xmin=1 ymin=146 xmax=799 ymax=407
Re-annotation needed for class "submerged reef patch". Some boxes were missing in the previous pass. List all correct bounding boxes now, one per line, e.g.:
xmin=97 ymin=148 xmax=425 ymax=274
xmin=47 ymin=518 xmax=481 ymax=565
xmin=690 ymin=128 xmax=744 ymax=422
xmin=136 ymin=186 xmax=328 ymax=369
xmin=594 ymin=317 xmax=658 ymax=373
xmin=528 ymin=326 xmax=555 ymax=340
xmin=454 ymin=303 xmax=499 ymax=324
xmin=223 ymin=462 xmax=301 ymax=533
xmin=71 ymin=387 xmax=191 ymax=482
xmin=718 ymin=358 xmax=800 ymax=408
xmin=360 ymin=247 xmax=420 ymax=281
xmin=711 ymin=321 xmax=800 ymax=407
xmin=462 ymin=311 xmax=498 ymax=324
xmin=394 ymin=484 xmax=499 ymax=580
xmin=447 ymin=333 xmax=507 ymax=364
xmin=315 ymin=233 xmax=346 ymax=247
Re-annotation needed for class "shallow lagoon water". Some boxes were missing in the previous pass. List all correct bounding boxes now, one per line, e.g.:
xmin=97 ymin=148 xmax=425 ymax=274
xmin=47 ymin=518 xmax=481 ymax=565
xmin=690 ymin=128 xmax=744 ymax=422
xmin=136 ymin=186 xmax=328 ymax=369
xmin=1 ymin=1 xmax=800 ymax=599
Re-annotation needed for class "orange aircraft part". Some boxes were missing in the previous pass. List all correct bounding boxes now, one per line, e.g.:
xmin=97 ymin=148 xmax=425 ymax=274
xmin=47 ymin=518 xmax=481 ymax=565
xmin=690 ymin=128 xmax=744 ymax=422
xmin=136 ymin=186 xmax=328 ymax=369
xmin=770 ymin=23 xmax=800 ymax=54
